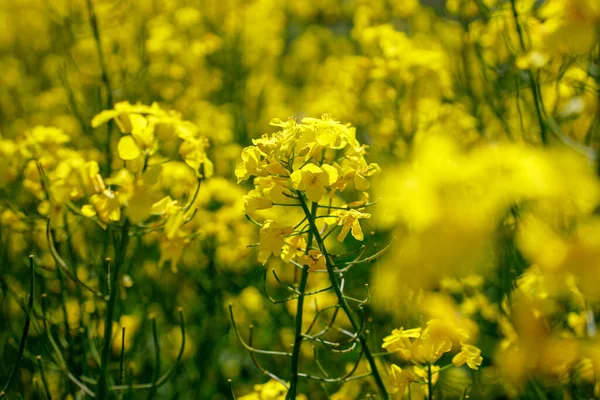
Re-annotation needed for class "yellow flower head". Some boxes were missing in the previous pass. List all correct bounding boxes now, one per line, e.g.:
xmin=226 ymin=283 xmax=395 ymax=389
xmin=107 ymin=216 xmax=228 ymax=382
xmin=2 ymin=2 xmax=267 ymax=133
xmin=258 ymin=220 xmax=294 ymax=264
xmin=452 ymin=342 xmax=483 ymax=370
xmin=298 ymin=250 xmax=326 ymax=272
xmin=382 ymin=327 xmax=423 ymax=360
xmin=235 ymin=146 xmax=267 ymax=183
xmin=336 ymin=209 xmax=371 ymax=242
xmin=388 ymin=364 xmax=415 ymax=395
xmin=411 ymin=319 xmax=454 ymax=364
xmin=244 ymin=190 xmax=274 ymax=214
xmin=290 ymin=163 xmax=338 ymax=202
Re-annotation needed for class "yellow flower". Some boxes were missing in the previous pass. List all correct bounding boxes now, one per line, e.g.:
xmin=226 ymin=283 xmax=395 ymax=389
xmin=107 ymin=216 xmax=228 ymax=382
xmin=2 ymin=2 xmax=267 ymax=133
xmin=298 ymin=250 xmax=326 ymax=272
xmin=290 ymin=163 xmax=338 ymax=202
xmin=301 ymin=114 xmax=358 ymax=150
xmin=411 ymin=319 xmax=453 ymax=364
xmin=258 ymin=220 xmax=294 ymax=264
xmin=244 ymin=190 xmax=273 ymax=214
xmin=281 ymin=235 xmax=306 ymax=263
xmin=382 ymin=327 xmax=422 ymax=360
xmin=116 ymin=113 xmax=157 ymax=161
xmin=84 ymin=189 xmax=121 ymax=225
xmin=91 ymin=101 xmax=160 ymax=131
xmin=254 ymin=176 xmax=295 ymax=204
xmin=353 ymin=159 xmax=381 ymax=191
xmin=178 ymin=136 xmax=214 ymax=178
xmin=158 ymin=234 xmax=187 ymax=273
xmin=235 ymin=146 xmax=268 ymax=183
xmin=413 ymin=364 xmax=440 ymax=397
xmin=452 ymin=342 xmax=483 ymax=370
xmin=336 ymin=209 xmax=371 ymax=242
xmin=388 ymin=364 xmax=414 ymax=396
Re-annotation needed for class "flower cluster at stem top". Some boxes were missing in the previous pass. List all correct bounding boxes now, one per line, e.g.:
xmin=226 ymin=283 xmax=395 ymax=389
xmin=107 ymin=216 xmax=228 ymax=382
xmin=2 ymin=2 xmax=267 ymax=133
xmin=236 ymin=114 xmax=381 ymax=264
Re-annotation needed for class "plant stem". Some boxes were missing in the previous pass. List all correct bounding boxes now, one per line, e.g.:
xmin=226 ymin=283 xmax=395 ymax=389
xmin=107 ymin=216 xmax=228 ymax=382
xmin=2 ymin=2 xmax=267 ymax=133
xmin=286 ymin=201 xmax=317 ymax=400
xmin=97 ymin=221 xmax=130 ymax=400
xmin=0 ymin=256 xmax=34 ymax=398
xmin=427 ymin=363 xmax=433 ymax=400
xmin=85 ymin=0 xmax=115 ymax=175
xmin=297 ymin=195 xmax=390 ymax=400
xmin=510 ymin=0 xmax=548 ymax=145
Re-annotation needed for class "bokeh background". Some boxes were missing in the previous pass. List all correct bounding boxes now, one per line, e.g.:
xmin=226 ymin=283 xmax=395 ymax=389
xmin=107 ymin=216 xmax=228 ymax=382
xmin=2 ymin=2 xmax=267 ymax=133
xmin=1 ymin=0 xmax=599 ymax=399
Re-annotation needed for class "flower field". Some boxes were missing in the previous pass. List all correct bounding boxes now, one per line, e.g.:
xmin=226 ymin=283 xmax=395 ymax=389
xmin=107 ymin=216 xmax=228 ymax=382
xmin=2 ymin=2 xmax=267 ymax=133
xmin=0 ymin=0 xmax=599 ymax=399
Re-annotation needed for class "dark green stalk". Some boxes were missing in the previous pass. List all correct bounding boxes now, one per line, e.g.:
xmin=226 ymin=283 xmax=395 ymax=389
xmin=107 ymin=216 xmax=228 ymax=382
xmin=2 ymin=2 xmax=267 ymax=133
xmin=427 ymin=363 xmax=433 ymax=400
xmin=37 ymin=356 xmax=52 ymax=400
xmin=97 ymin=221 xmax=131 ymax=400
xmin=286 ymin=201 xmax=317 ymax=400
xmin=109 ymin=309 xmax=186 ymax=392
xmin=117 ymin=327 xmax=125 ymax=400
xmin=286 ymin=266 xmax=309 ymax=399
xmin=460 ymin=19 xmax=482 ymax=134
xmin=510 ymin=0 xmax=548 ymax=144
xmin=297 ymin=196 xmax=389 ymax=400
xmin=85 ymin=0 xmax=115 ymax=175
xmin=0 ymin=255 xmax=35 ymax=398
xmin=52 ymin=234 xmax=76 ymax=397
xmin=148 ymin=318 xmax=161 ymax=400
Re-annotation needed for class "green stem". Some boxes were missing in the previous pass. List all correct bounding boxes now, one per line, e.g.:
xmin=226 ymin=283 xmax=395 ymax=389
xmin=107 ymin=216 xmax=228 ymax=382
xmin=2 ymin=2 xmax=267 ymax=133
xmin=148 ymin=318 xmax=161 ymax=400
xmin=286 ymin=266 xmax=309 ymax=399
xmin=85 ymin=0 xmax=115 ymax=175
xmin=97 ymin=221 xmax=131 ymax=400
xmin=37 ymin=356 xmax=52 ymax=400
xmin=427 ymin=363 xmax=433 ymax=400
xmin=286 ymin=201 xmax=317 ymax=400
xmin=297 ymin=195 xmax=390 ymax=400
xmin=510 ymin=0 xmax=548 ymax=145
xmin=0 ymin=256 xmax=34 ymax=398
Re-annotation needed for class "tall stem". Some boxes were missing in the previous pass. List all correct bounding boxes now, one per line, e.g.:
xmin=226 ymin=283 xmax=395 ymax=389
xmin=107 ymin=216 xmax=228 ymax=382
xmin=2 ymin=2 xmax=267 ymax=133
xmin=97 ymin=221 xmax=130 ymax=400
xmin=427 ymin=363 xmax=433 ymax=400
xmin=286 ymin=201 xmax=317 ymax=400
xmin=510 ymin=0 xmax=548 ymax=145
xmin=297 ymin=195 xmax=389 ymax=399
xmin=86 ymin=0 xmax=115 ymax=175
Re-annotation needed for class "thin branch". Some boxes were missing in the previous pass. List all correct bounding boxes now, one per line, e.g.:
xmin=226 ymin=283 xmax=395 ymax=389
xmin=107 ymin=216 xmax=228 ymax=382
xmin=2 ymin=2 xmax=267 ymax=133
xmin=110 ymin=308 xmax=187 ymax=391
xmin=37 ymin=356 xmax=52 ymax=400
xmin=0 ymin=255 xmax=35 ymax=398
xmin=297 ymin=194 xmax=390 ymax=399
xmin=46 ymin=219 xmax=104 ymax=298
xmin=147 ymin=318 xmax=161 ymax=400
xmin=228 ymin=304 xmax=292 ymax=357
xmin=297 ymin=341 xmax=366 ymax=383
xmin=248 ymin=325 xmax=289 ymax=389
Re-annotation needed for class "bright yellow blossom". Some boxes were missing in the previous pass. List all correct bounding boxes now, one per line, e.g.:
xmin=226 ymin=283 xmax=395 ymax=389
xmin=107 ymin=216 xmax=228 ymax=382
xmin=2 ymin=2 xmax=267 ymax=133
xmin=244 ymin=190 xmax=274 ymax=214
xmin=290 ymin=163 xmax=338 ymax=202
xmin=382 ymin=327 xmax=423 ymax=360
xmin=297 ymin=250 xmax=326 ymax=272
xmin=336 ymin=209 xmax=371 ymax=242
xmin=387 ymin=364 xmax=414 ymax=396
xmin=452 ymin=343 xmax=483 ymax=370
xmin=258 ymin=220 xmax=294 ymax=264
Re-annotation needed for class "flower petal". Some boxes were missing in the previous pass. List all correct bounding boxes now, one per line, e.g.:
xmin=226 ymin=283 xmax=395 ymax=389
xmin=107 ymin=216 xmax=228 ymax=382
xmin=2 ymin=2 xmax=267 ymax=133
xmin=117 ymin=135 xmax=142 ymax=160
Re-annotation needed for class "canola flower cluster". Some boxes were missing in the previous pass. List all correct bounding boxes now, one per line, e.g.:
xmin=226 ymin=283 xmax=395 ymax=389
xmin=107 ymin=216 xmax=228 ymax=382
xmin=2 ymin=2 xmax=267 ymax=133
xmin=0 ymin=0 xmax=599 ymax=399
xmin=236 ymin=115 xmax=380 ymax=263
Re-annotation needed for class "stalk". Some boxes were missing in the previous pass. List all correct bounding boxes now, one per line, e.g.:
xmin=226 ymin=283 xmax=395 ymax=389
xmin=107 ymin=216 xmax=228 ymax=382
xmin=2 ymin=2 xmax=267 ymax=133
xmin=286 ymin=201 xmax=317 ymax=399
xmin=510 ymin=0 xmax=548 ymax=145
xmin=0 ymin=256 xmax=35 ymax=398
xmin=85 ymin=0 xmax=115 ymax=175
xmin=427 ymin=363 xmax=433 ymax=400
xmin=97 ymin=221 xmax=130 ymax=400
xmin=297 ymin=195 xmax=389 ymax=399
